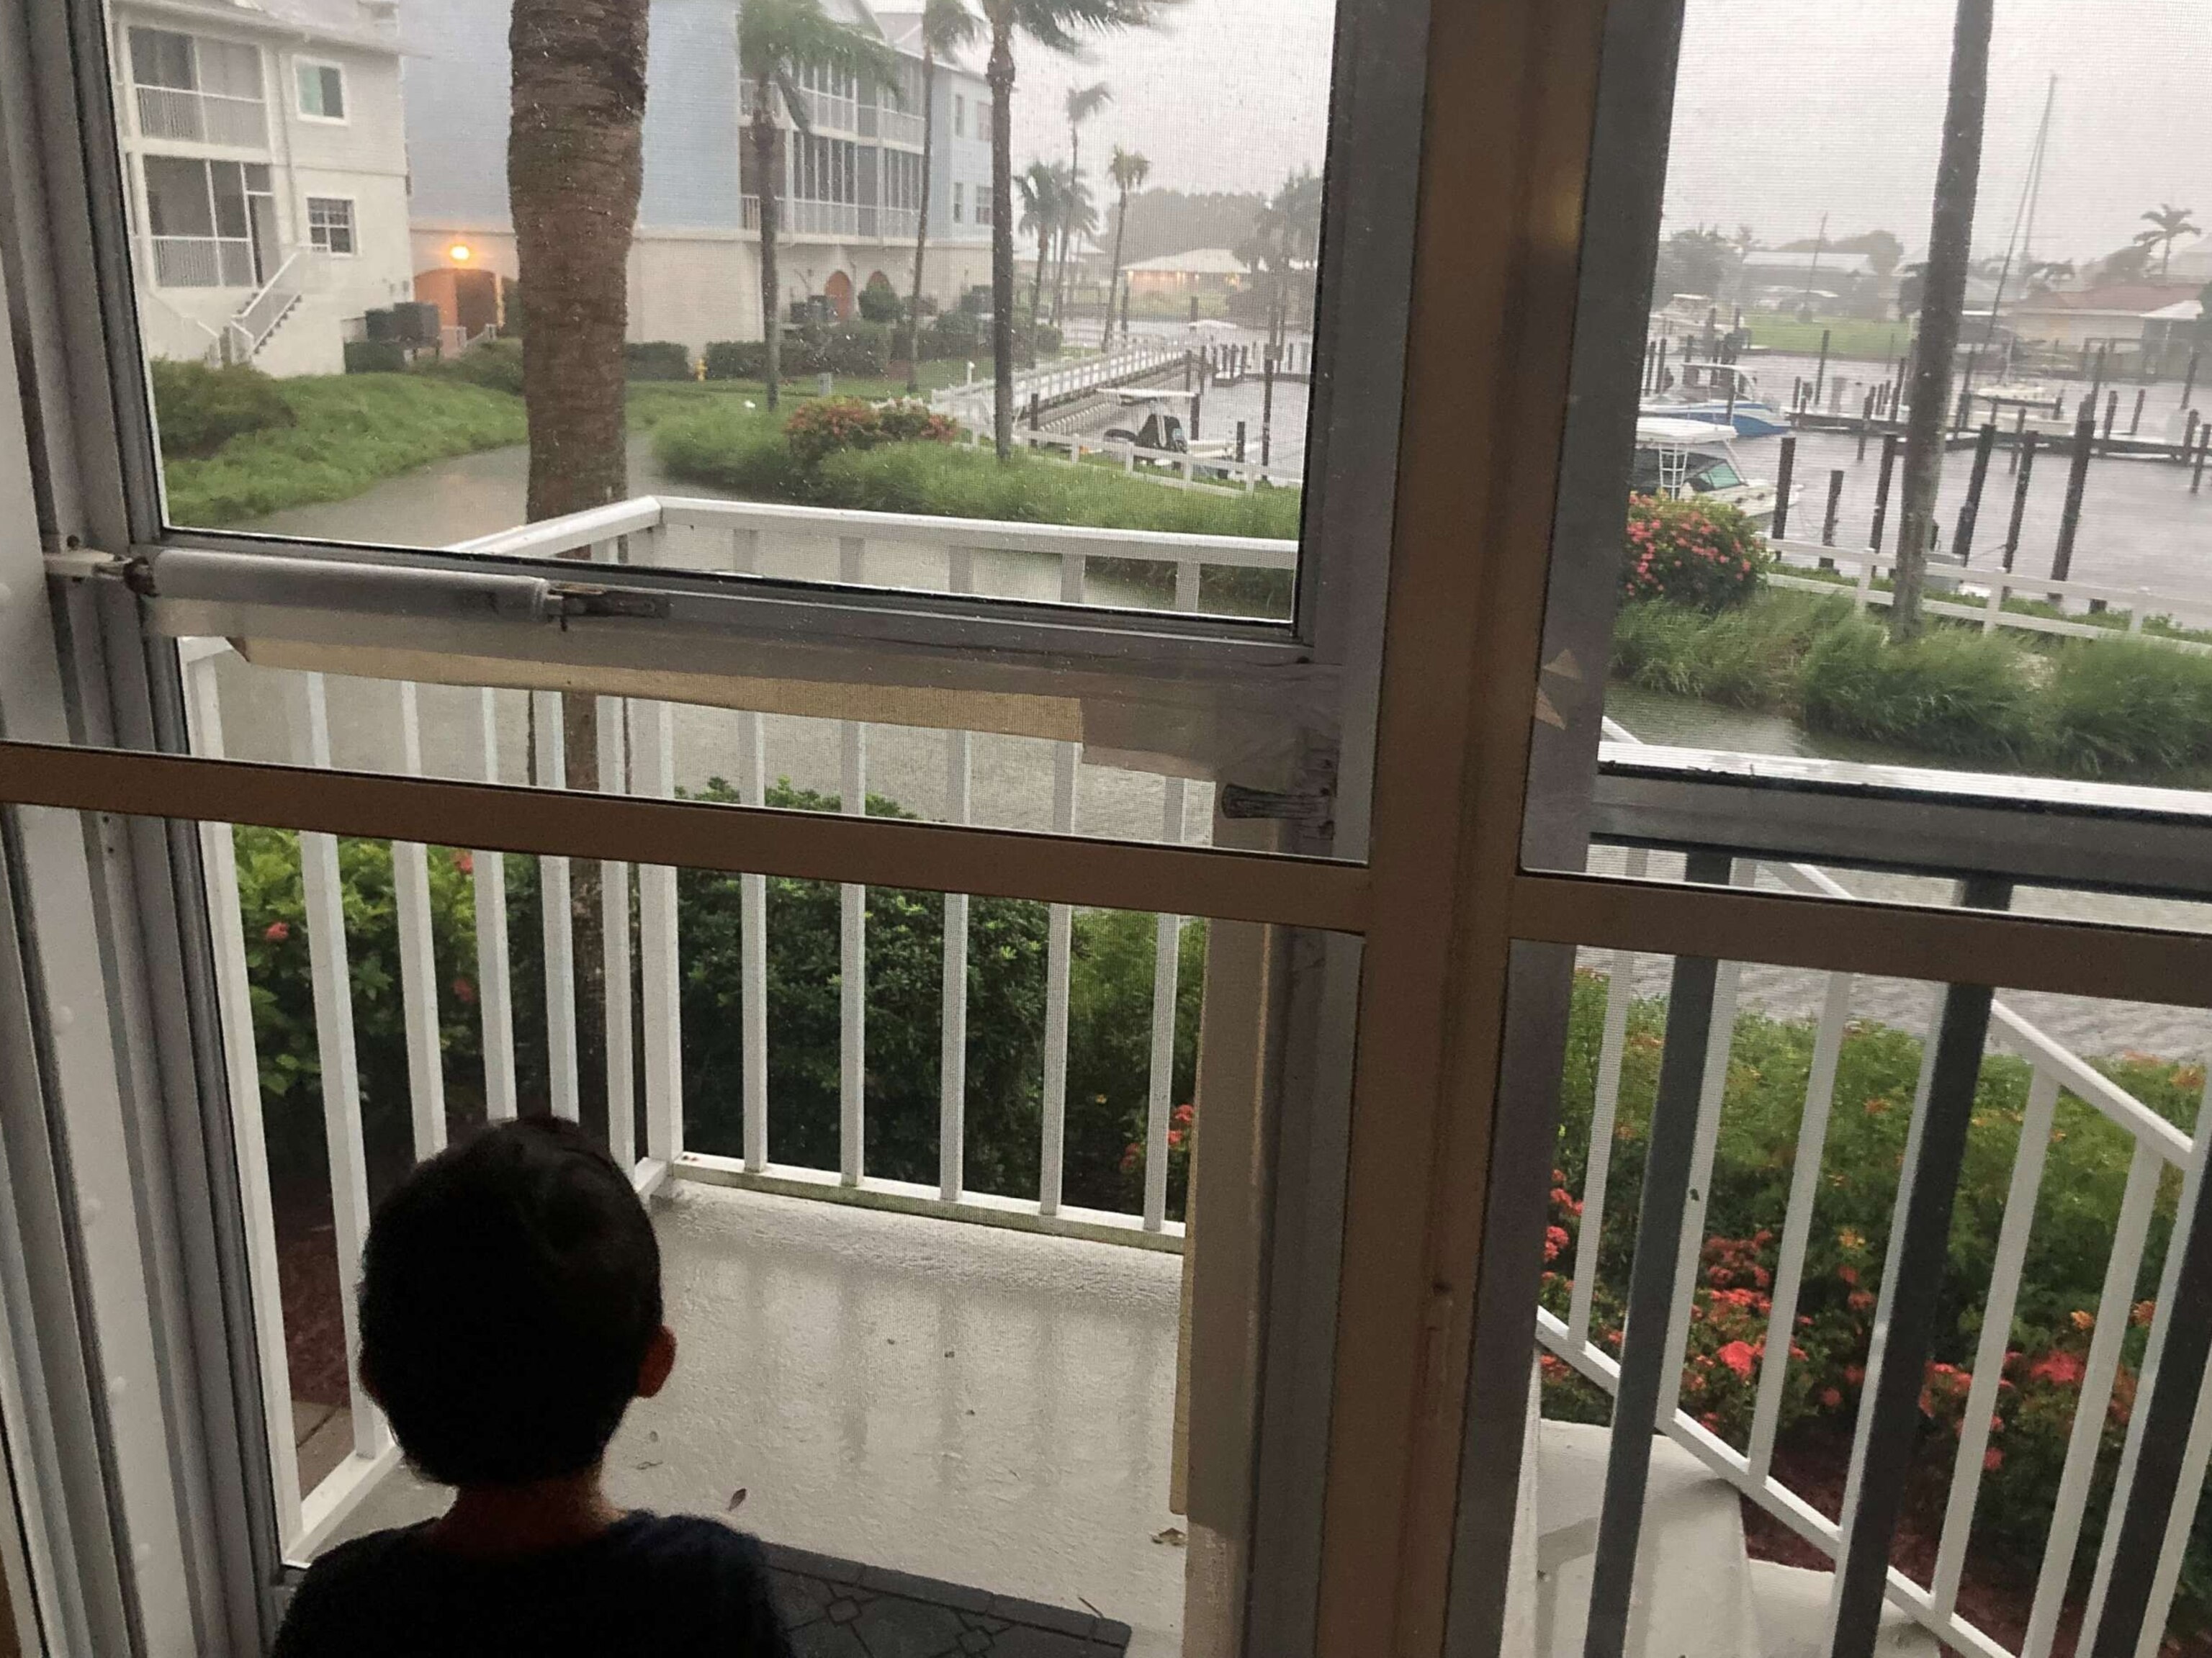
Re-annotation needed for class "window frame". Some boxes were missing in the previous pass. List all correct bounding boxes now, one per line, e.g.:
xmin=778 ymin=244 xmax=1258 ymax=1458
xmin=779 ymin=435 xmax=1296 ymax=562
xmin=292 ymin=55 xmax=346 ymax=124
xmin=303 ymin=193 xmax=354 ymax=256
xmin=12 ymin=1 xmax=2212 ymax=1656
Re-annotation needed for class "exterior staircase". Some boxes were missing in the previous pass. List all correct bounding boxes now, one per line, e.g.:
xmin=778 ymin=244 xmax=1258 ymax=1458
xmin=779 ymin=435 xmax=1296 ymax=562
xmin=1515 ymin=1418 xmax=1940 ymax=1658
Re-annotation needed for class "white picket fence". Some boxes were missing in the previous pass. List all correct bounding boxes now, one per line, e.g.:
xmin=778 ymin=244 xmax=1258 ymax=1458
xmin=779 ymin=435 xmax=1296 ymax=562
xmin=1767 ymin=539 xmax=2212 ymax=652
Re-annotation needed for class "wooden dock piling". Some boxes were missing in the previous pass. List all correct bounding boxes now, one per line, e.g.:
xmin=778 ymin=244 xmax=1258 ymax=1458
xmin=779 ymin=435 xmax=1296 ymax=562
xmin=1954 ymin=423 xmax=1997 ymax=564
xmin=2051 ymin=412 xmax=2096 ymax=583
xmin=1870 ymin=433 xmax=1899 ymax=552
xmin=1772 ymin=434 xmax=1797 ymax=539
xmin=1820 ymin=468 xmax=1845 ymax=567
xmin=2002 ymin=431 xmax=2036 ymax=574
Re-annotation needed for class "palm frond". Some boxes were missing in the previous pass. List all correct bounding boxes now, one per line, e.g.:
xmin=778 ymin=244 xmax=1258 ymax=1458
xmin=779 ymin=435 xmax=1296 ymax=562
xmin=1066 ymin=79 xmax=1113 ymax=125
xmin=921 ymin=0 xmax=985 ymax=55
xmin=1005 ymin=0 xmax=1181 ymax=55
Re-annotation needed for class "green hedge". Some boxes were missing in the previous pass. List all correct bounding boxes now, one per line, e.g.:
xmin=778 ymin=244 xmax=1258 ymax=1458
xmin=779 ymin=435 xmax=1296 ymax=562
xmin=1614 ymin=591 xmax=2212 ymax=785
xmin=343 ymin=340 xmax=408 ymax=375
xmin=229 ymin=778 xmax=1202 ymax=1219
xmin=423 ymin=338 xmax=526 ymax=397
xmin=625 ymin=341 xmax=693 ymax=380
xmin=148 ymin=359 xmax=295 ymax=459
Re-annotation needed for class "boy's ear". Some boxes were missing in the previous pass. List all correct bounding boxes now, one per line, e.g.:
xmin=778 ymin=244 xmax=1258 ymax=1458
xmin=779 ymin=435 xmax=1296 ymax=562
xmin=637 ymin=1325 xmax=677 ymax=1400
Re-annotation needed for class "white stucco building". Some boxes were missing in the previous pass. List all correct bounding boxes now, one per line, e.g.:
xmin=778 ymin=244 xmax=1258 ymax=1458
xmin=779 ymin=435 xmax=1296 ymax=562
xmin=400 ymin=0 xmax=997 ymax=358
xmin=112 ymin=0 xmax=418 ymax=375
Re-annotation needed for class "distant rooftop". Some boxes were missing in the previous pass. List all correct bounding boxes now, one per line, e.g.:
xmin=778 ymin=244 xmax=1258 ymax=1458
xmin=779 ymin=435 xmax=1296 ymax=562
xmin=2010 ymin=281 xmax=2202 ymax=317
xmin=128 ymin=0 xmax=408 ymax=52
xmin=1124 ymin=247 xmax=1250 ymax=276
xmin=1742 ymin=249 xmax=1877 ymax=278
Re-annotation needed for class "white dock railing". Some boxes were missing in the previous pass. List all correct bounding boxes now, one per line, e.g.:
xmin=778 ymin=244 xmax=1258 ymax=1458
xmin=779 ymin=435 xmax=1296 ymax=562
xmin=1542 ymin=717 xmax=2212 ymax=1658
xmin=991 ymin=427 xmax=1305 ymax=495
xmin=930 ymin=341 xmax=1187 ymax=428
xmin=1767 ymin=539 xmax=2212 ymax=652
xmin=181 ymin=497 xmax=1296 ymax=1558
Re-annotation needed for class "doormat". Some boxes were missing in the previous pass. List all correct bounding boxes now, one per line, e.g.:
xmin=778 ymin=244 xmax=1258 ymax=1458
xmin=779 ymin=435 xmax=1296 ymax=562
xmin=764 ymin=1541 xmax=1134 ymax=1657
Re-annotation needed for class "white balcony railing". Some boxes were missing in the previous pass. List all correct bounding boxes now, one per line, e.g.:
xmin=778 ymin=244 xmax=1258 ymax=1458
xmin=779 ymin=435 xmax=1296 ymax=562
xmin=150 ymin=234 xmax=257 ymax=289
xmin=796 ymin=87 xmax=858 ymax=132
xmin=135 ymin=84 xmax=267 ymax=147
xmin=787 ymin=197 xmax=860 ymax=238
xmin=1536 ymin=713 xmax=2212 ymax=1658
xmin=228 ymin=249 xmax=307 ymax=359
xmin=878 ymin=107 xmax=926 ymax=148
xmin=179 ymin=495 xmax=1294 ymax=1555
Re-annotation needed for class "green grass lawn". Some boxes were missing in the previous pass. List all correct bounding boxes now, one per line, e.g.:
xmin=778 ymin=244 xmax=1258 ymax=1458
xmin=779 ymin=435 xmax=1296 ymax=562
xmin=1741 ymin=315 xmax=1911 ymax=363
xmin=161 ymin=364 xmax=1019 ymax=525
xmin=161 ymin=373 xmax=529 ymax=526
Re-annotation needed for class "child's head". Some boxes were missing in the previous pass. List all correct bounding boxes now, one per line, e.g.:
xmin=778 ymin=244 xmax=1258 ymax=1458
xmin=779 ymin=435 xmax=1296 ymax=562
xmin=359 ymin=1117 xmax=672 ymax=1488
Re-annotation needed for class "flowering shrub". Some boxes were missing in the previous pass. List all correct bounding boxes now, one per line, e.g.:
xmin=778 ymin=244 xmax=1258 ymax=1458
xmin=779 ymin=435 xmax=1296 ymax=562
xmin=1537 ymin=968 xmax=2211 ymax=1633
xmin=1620 ymin=493 xmax=1766 ymax=612
xmin=784 ymin=397 xmax=958 ymax=468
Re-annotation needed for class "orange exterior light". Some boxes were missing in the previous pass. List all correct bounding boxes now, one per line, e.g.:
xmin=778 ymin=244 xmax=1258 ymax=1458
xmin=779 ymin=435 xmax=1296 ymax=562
xmin=449 ymin=242 xmax=473 ymax=264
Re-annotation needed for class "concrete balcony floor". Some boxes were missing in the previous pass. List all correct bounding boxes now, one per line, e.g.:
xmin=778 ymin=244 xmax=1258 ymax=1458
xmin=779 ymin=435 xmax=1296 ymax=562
xmin=331 ymin=1181 xmax=1190 ymax=1656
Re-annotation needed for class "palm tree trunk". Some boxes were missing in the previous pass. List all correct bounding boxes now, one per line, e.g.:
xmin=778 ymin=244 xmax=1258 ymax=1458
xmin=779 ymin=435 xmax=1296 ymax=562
xmin=988 ymin=30 xmax=1015 ymax=459
xmin=755 ymin=109 xmax=783 ymax=411
xmin=1107 ymin=184 xmax=1130 ymax=351
xmin=906 ymin=53 xmax=936 ymax=395
xmin=1055 ymin=128 xmax=1076 ymax=328
xmin=509 ymin=0 xmax=648 ymax=1135
xmin=1028 ymin=225 xmax=1050 ymax=369
xmin=1892 ymin=0 xmax=1993 ymax=641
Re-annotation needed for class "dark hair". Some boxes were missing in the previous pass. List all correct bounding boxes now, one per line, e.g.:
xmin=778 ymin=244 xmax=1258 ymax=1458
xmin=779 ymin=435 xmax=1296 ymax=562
xmin=358 ymin=1118 xmax=662 ymax=1487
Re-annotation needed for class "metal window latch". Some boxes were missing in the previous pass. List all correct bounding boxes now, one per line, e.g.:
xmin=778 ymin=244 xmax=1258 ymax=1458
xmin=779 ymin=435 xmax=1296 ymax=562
xmin=546 ymin=583 xmax=672 ymax=622
xmin=1219 ymin=781 xmax=1334 ymax=826
xmin=42 ymin=546 xmax=143 ymax=585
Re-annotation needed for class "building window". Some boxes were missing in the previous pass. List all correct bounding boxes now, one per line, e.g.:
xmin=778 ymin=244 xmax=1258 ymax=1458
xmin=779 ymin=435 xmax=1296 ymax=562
xmin=142 ymin=156 xmax=276 ymax=287
xmin=953 ymin=94 xmax=966 ymax=138
xmin=127 ymin=27 xmax=266 ymax=146
xmin=952 ymin=181 xmax=964 ymax=223
xmin=296 ymin=60 xmax=346 ymax=121
xmin=306 ymin=196 xmax=356 ymax=256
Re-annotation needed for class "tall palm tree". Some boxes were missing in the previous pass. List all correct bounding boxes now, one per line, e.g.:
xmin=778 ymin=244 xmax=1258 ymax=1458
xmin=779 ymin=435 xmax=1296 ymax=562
xmin=1891 ymin=0 xmax=1993 ymax=641
xmin=1051 ymin=171 xmax=1097 ymax=328
xmin=2136 ymin=203 xmax=2200 ymax=278
xmin=740 ymin=0 xmax=898 ymax=410
xmin=904 ymin=0 xmax=981 ymax=393
xmin=1104 ymin=145 xmax=1148 ymax=346
xmin=509 ymin=0 xmax=649 ymax=1125
xmin=1017 ymin=159 xmax=1065 ymax=369
xmin=979 ymin=0 xmax=1178 ymax=459
xmin=1055 ymin=81 xmax=1111 ymax=325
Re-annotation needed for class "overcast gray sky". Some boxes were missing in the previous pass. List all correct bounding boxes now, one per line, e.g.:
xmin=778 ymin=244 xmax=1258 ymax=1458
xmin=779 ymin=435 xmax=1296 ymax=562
xmin=1010 ymin=0 xmax=2211 ymax=264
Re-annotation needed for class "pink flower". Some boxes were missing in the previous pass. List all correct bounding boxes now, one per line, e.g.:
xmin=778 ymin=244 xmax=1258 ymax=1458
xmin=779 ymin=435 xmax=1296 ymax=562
xmin=452 ymin=978 xmax=476 ymax=1006
xmin=1717 ymin=1340 xmax=1756 ymax=1379
xmin=2030 ymin=1351 xmax=2085 ymax=1388
xmin=1984 ymin=1447 xmax=2004 ymax=1473
xmin=453 ymin=851 xmax=475 ymax=876
xmin=264 ymin=920 xmax=290 ymax=943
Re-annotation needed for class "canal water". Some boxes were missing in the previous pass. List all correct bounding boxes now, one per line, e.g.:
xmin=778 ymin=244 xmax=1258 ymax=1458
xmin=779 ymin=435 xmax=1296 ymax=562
xmin=1722 ymin=351 xmax=2212 ymax=621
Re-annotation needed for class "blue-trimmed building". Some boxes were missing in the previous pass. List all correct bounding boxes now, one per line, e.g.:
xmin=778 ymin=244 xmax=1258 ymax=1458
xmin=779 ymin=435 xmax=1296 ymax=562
xmin=400 ymin=0 xmax=995 ymax=354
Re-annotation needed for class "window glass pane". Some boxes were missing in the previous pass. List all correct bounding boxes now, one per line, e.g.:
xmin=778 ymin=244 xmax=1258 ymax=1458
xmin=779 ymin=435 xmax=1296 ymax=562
xmin=122 ymin=0 xmax=1355 ymax=628
xmin=143 ymin=156 xmax=214 ymax=238
xmin=209 ymin=161 xmax=248 ymax=239
xmin=198 ymin=37 xmax=263 ymax=101
xmin=1522 ymin=3 xmax=2212 ymax=882
xmin=130 ymin=27 xmax=194 ymax=90
xmin=299 ymin=63 xmax=345 ymax=119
